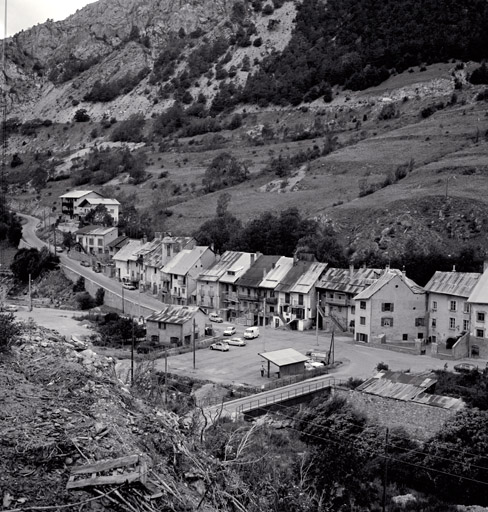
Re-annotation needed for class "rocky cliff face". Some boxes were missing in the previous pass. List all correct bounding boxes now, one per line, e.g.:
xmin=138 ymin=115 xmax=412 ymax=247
xmin=1 ymin=0 xmax=245 ymax=121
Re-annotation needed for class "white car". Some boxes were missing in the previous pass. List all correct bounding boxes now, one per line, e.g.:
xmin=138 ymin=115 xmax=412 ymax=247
xmin=223 ymin=325 xmax=236 ymax=336
xmin=305 ymin=359 xmax=325 ymax=370
xmin=2 ymin=304 xmax=18 ymax=312
xmin=228 ymin=337 xmax=246 ymax=347
xmin=122 ymin=282 xmax=137 ymax=290
xmin=210 ymin=341 xmax=229 ymax=351
xmin=209 ymin=313 xmax=224 ymax=323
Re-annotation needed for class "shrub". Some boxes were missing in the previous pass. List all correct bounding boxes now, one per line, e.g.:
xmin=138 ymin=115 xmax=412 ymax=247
xmin=76 ymin=292 xmax=96 ymax=310
xmin=262 ymin=3 xmax=274 ymax=15
xmin=74 ymin=109 xmax=90 ymax=122
xmin=377 ymin=102 xmax=398 ymax=120
xmin=0 ymin=313 xmax=22 ymax=354
xmin=73 ymin=276 xmax=85 ymax=292
xmin=95 ymin=287 xmax=105 ymax=306
xmin=469 ymin=62 xmax=488 ymax=85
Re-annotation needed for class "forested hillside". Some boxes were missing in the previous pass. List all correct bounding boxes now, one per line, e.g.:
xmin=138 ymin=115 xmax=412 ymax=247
xmin=242 ymin=0 xmax=488 ymax=106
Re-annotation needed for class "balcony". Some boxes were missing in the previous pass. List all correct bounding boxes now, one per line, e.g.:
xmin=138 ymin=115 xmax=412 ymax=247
xmin=223 ymin=292 xmax=239 ymax=303
xmin=238 ymin=293 xmax=262 ymax=302
xmin=324 ymin=297 xmax=350 ymax=307
xmin=266 ymin=297 xmax=278 ymax=305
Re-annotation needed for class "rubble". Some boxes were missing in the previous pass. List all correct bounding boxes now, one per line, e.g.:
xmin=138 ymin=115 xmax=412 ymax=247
xmin=0 ymin=322 xmax=249 ymax=511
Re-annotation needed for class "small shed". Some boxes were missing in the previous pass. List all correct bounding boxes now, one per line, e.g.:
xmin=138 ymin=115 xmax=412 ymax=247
xmin=259 ymin=348 xmax=309 ymax=378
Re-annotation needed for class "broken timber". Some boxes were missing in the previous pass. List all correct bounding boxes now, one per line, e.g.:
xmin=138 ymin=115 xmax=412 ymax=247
xmin=66 ymin=454 xmax=148 ymax=490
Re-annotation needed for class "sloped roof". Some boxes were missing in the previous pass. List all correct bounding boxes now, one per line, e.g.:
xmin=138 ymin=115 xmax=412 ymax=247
xmin=317 ymin=267 xmax=383 ymax=295
xmin=162 ymin=246 xmax=209 ymax=275
xmin=74 ymin=225 xmax=117 ymax=236
xmin=259 ymin=256 xmax=294 ymax=289
xmin=78 ymin=198 xmax=120 ymax=206
xmin=60 ymin=190 xmax=100 ymax=199
xmin=107 ymin=235 xmax=129 ymax=249
xmin=134 ymin=239 xmax=162 ymax=259
xmin=424 ymin=271 xmax=481 ymax=298
xmin=357 ymin=371 xmax=464 ymax=410
xmin=468 ymin=268 xmax=488 ymax=304
xmin=259 ymin=348 xmax=309 ymax=367
xmin=198 ymin=251 xmax=249 ymax=282
xmin=236 ymin=255 xmax=281 ymax=288
xmin=112 ymin=239 xmax=144 ymax=262
xmin=354 ymin=269 xmax=424 ymax=300
xmin=275 ymin=261 xmax=328 ymax=294
xmin=146 ymin=305 xmax=204 ymax=325
xmin=142 ymin=240 xmax=163 ymax=268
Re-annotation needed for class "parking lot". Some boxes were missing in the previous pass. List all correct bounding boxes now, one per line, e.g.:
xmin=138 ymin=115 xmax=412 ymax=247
xmin=129 ymin=321 xmax=459 ymax=388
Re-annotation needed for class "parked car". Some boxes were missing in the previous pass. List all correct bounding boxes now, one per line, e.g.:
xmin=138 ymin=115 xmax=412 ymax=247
xmin=228 ymin=337 xmax=246 ymax=347
xmin=223 ymin=325 xmax=236 ymax=336
xmin=2 ymin=304 xmax=18 ymax=312
xmin=210 ymin=341 xmax=229 ymax=351
xmin=453 ymin=362 xmax=479 ymax=374
xmin=55 ymin=246 xmax=64 ymax=253
xmin=122 ymin=282 xmax=138 ymax=290
xmin=305 ymin=360 xmax=325 ymax=371
xmin=93 ymin=266 xmax=102 ymax=273
xmin=80 ymin=260 xmax=90 ymax=267
xmin=209 ymin=313 xmax=224 ymax=323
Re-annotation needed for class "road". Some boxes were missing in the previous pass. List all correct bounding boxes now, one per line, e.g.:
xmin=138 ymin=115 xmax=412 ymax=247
xmin=19 ymin=213 xmax=163 ymax=313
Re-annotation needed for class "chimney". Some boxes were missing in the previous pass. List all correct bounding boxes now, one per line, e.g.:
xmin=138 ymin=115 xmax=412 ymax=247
xmin=263 ymin=268 xmax=267 ymax=279
xmin=250 ymin=253 xmax=255 ymax=265
xmin=402 ymin=265 xmax=406 ymax=276
xmin=349 ymin=263 xmax=354 ymax=279
xmin=154 ymin=231 xmax=162 ymax=240
xmin=452 ymin=265 xmax=456 ymax=272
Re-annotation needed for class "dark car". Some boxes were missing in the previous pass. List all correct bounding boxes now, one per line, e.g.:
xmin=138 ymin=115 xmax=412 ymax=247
xmin=80 ymin=260 xmax=90 ymax=267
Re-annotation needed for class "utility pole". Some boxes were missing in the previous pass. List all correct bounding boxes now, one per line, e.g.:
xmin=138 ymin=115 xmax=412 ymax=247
xmin=164 ymin=347 xmax=168 ymax=405
xmin=53 ymin=224 xmax=57 ymax=255
xmin=130 ymin=319 xmax=135 ymax=386
xmin=192 ymin=318 xmax=196 ymax=370
xmin=28 ymin=273 xmax=32 ymax=312
xmin=382 ymin=427 xmax=389 ymax=512
xmin=316 ymin=291 xmax=319 ymax=346
xmin=121 ymin=285 xmax=125 ymax=315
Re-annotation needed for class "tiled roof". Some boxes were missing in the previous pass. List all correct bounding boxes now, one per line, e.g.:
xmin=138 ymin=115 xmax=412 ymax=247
xmin=259 ymin=256 xmax=294 ymax=289
xmin=79 ymin=198 xmax=120 ymax=206
xmin=236 ymin=255 xmax=281 ymax=288
xmin=107 ymin=235 xmax=129 ymax=249
xmin=146 ymin=305 xmax=203 ymax=325
xmin=198 ymin=251 xmax=248 ymax=282
xmin=357 ymin=371 xmax=464 ymax=410
xmin=162 ymin=247 xmax=209 ymax=275
xmin=424 ymin=271 xmax=481 ymax=298
xmin=275 ymin=261 xmax=328 ymax=294
xmin=354 ymin=269 xmax=424 ymax=300
xmin=468 ymin=268 xmax=488 ymax=304
xmin=112 ymin=239 xmax=144 ymax=262
xmin=74 ymin=225 xmax=117 ymax=236
xmin=317 ymin=267 xmax=383 ymax=295
xmin=60 ymin=190 xmax=99 ymax=199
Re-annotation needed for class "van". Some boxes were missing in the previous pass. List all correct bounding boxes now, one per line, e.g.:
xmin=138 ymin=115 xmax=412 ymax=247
xmin=243 ymin=326 xmax=260 ymax=339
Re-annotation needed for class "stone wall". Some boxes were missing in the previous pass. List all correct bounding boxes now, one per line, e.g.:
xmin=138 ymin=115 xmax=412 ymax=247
xmin=333 ymin=387 xmax=456 ymax=441
xmin=62 ymin=265 xmax=153 ymax=319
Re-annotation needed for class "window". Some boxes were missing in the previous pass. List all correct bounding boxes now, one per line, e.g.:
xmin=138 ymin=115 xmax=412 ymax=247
xmin=381 ymin=317 xmax=393 ymax=327
xmin=476 ymin=329 xmax=484 ymax=338
xmin=415 ymin=318 xmax=425 ymax=327
xmin=89 ymin=238 xmax=94 ymax=245
xmin=298 ymin=294 xmax=304 ymax=306
xmin=357 ymin=333 xmax=368 ymax=342
xmin=403 ymin=334 xmax=408 ymax=341
xmin=463 ymin=320 xmax=469 ymax=331
xmin=360 ymin=301 xmax=366 ymax=310
xmin=464 ymin=303 xmax=470 ymax=314
xmin=360 ymin=316 xmax=366 ymax=325
xmin=432 ymin=301 xmax=437 ymax=311
xmin=450 ymin=300 xmax=457 ymax=311
xmin=351 ymin=306 xmax=356 ymax=314
xmin=432 ymin=318 xmax=437 ymax=328
xmin=477 ymin=312 xmax=485 ymax=322
xmin=158 ymin=322 xmax=166 ymax=330
xmin=97 ymin=239 xmax=103 ymax=246
xmin=382 ymin=303 xmax=394 ymax=312
xmin=449 ymin=318 xmax=456 ymax=329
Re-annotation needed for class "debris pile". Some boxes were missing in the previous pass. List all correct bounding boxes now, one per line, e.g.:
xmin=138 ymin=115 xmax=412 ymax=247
xmin=0 ymin=323 xmax=249 ymax=511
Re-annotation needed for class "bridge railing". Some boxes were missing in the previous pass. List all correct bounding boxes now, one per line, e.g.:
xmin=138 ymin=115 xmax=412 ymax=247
xmin=235 ymin=377 xmax=341 ymax=414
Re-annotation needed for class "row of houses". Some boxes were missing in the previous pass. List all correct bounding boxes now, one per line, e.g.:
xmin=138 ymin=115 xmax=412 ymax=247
xmin=70 ymin=220 xmax=488 ymax=358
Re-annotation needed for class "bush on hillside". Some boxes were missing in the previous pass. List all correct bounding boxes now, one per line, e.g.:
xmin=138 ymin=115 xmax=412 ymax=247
xmin=0 ymin=313 xmax=22 ymax=354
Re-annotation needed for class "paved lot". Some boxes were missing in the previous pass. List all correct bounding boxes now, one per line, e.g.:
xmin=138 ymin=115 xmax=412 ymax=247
xmin=119 ymin=322 xmax=482 ymax=388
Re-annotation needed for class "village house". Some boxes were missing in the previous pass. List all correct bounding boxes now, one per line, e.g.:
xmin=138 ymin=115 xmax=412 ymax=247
xmin=467 ymin=266 xmax=488 ymax=358
xmin=424 ymin=271 xmax=480 ymax=354
xmin=138 ymin=238 xmax=163 ymax=295
xmin=196 ymin=251 xmax=260 ymax=319
xmin=353 ymin=269 xmax=427 ymax=344
xmin=74 ymin=225 xmax=119 ymax=256
xmin=107 ymin=235 xmax=130 ymax=258
xmin=145 ymin=305 xmax=207 ymax=347
xmin=112 ymin=239 xmax=146 ymax=284
xmin=235 ymin=255 xmax=282 ymax=326
xmin=77 ymin=197 xmax=121 ymax=224
xmin=60 ymin=190 xmax=103 ymax=220
xmin=161 ymin=246 xmax=216 ymax=306
xmin=317 ymin=266 xmax=383 ymax=333
xmin=161 ymin=235 xmax=196 ymax=267
xmin=273 ymin=260 xmax=328 ymax=331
